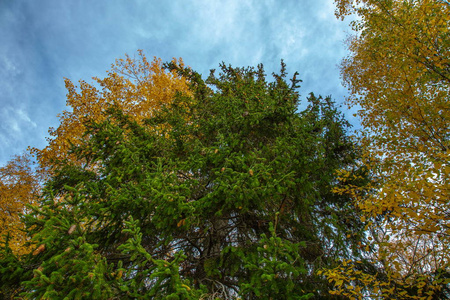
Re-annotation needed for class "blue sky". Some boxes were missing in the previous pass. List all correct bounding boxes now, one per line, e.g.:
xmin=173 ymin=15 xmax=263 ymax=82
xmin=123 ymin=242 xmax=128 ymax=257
xmin=0 ymin=0 xmax=355 ymax=166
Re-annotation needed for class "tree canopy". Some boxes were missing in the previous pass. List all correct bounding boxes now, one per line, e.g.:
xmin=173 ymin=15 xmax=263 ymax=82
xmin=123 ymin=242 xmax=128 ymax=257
xmin=0 ymin=52 xmax=190 ymax=259
xmin=321 ymin=0 xmax=450 ymax=298
xmin=0 ymin=154 xmax=42 ymax=255
xmin=0 ymin=55 xmax=367 ymax=299
xmin=33 ymin=50 xmax=191 ymax=171
xmin=1 ymin=0 xmax=448 ymax=297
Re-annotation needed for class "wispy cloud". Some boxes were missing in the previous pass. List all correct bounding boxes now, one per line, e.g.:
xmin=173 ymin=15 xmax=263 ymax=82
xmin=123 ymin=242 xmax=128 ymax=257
xmin=0 ymin=0 xmax=355 ymax=165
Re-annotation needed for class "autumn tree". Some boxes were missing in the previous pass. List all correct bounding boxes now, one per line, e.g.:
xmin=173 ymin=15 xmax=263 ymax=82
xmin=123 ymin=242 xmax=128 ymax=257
xmin=0 ymin=52 xmax=191 ymax=259
xmin=322 ymin=0 xmax=450 ymax=298
xmin=0 ymin=154 xmax=42 ymax=255
xmin=0 ymin=61 xmax=367 ymax=299
xmin=33 ymin=50 xmax=191 ymax=170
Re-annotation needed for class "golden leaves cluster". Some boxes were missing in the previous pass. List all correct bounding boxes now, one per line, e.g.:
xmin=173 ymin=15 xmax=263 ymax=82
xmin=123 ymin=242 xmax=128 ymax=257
xmin=0 ymin=154 xmax=43 ymax=254
xmin=326 ymin=0 xmax=450 ymax=298
xmin=1 ymin=52 xmax=191 ymax=254
xmin=33 ymin=50 xmax=191 ymax=170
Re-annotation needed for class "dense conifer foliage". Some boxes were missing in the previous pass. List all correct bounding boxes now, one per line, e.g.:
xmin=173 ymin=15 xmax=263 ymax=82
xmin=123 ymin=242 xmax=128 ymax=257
xmin=0 ymin=60 xmax=367 ymax=299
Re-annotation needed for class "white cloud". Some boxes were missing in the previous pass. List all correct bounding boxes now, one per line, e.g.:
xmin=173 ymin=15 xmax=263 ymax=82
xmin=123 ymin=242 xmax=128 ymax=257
xmin=1 ymin=56 xmax=18 ymax=74
xmin=1 ymin=107 xmax=36 ymax=134
xmin=0 ymin=0 xmax=356 ymax=165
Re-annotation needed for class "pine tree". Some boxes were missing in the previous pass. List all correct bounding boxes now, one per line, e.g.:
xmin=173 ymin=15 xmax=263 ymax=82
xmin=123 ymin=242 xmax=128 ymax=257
xmin=0 ymin=61 xmax=367 ymax=299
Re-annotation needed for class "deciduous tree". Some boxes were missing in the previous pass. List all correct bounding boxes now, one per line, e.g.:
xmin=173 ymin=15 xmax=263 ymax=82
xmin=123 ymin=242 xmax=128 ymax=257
xmin=0 ymin=154 xmax=42 ymax=255
xmin=33 ymin=50 xmax=191 ymax=171
xmin=322 ymin=0 xmax=450 ymax=298
xmin=0 ymin=52 xmax=190 ymax=258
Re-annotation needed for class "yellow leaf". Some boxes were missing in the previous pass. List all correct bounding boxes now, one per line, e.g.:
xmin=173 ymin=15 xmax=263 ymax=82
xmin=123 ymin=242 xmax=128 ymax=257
xmin=177 ymin=219 xmax=186 ymax=227
xmin=32 ymin=244 xmax=46 ymax=256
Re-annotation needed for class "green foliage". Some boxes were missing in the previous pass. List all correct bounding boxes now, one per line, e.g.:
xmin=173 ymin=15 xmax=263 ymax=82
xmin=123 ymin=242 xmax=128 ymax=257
xmin=117 ymin=217 xmax=205 ymax=299
xmin=0 ymin=61 xmax=366 ymax=299
xmin=232 ymin=222 xmax=314 ymax=299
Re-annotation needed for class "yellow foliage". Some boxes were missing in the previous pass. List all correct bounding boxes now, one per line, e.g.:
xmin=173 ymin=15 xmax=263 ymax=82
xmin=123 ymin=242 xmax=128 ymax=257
xmin=1 ymin=51 xmax=191 ymax=254
xmin=326 ymin=0 xmax=450 ymax=298
xmin=32 ymin=50 xmax=191 ymax=170
xmin=0 ymin=154 xmax=42 ymax=255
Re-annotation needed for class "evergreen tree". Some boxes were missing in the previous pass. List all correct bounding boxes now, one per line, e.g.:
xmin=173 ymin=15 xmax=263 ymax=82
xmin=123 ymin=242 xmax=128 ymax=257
xmin=0 ymin=62 xmax=367 ymax=299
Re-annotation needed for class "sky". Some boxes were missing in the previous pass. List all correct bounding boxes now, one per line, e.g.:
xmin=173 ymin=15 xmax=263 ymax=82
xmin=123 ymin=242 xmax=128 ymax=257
xmin=0 ymin=0 xmax=356 ymax=166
